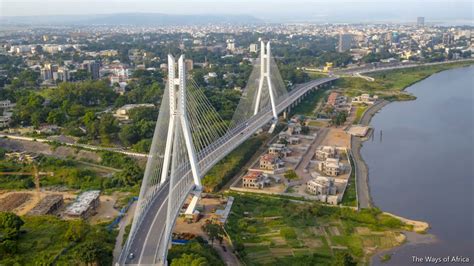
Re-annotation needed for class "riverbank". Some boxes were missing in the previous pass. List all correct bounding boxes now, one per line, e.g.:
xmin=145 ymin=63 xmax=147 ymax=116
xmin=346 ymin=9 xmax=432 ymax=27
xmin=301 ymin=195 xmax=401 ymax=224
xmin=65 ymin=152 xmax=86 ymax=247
xmin=349 ymin=63 xmax=474 ymax=210
xmin=350 ymin=99 xmax=435 ymax=265
xmin=349 ymin=65 xmax=474 ymax=264
xmin=351 ymin=100 xmax=389 ymax=209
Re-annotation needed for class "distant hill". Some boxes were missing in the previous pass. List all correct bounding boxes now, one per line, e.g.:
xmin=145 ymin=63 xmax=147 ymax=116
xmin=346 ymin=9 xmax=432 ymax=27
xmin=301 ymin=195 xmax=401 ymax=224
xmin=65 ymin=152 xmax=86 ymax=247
xmin=0 ymin=13 xmax=262 ymax=26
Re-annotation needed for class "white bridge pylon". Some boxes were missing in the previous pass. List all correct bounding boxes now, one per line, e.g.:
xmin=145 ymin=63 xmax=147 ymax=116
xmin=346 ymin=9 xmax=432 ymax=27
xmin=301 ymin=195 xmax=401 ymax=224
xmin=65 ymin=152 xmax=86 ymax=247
xmin=254 ymin=41 xmax=278 ymax=120
xmin=161 ymin=55 xmax=201 ymax=188
xmin=162 ymin=55 xmax=202 ymax=218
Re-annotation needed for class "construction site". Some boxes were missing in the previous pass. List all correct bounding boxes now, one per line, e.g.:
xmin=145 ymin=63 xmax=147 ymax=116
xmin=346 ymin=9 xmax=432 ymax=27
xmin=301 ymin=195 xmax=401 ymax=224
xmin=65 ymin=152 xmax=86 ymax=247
xmin=0 ymin=189 xmax=120 ymax=223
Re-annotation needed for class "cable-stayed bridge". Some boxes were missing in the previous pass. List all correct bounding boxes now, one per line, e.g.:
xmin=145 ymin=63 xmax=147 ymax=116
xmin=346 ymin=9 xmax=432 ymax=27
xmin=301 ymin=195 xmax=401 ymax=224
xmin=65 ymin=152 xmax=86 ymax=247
xmin=118 ymin=41 xmax=337 ymax=265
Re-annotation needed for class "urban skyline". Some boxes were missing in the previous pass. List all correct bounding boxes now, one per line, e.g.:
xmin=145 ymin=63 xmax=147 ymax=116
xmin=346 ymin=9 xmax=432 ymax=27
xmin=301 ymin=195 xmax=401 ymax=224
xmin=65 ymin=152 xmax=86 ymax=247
xmin=1 ymin=0 xmax=472 ymax=25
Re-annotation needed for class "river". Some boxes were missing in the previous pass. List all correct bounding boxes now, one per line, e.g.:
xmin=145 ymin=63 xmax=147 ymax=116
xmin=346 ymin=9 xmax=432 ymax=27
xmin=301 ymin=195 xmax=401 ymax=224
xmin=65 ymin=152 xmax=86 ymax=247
xmin=361 ymin=66 xmax=474 ymax=265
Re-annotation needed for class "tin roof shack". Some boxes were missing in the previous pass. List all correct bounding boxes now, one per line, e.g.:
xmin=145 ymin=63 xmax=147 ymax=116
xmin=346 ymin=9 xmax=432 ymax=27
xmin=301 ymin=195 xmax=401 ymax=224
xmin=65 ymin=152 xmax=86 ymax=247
xmin=27 ymin=195 xmax=64 ymax=216
xmin=64 ymin=190 xmax=101 ymax=219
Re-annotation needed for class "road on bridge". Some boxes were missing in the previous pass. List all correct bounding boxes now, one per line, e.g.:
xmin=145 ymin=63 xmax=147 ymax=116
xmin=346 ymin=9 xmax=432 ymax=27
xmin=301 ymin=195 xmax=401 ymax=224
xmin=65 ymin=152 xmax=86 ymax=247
xmin=120 ymin=77 xmax=338 ymax=265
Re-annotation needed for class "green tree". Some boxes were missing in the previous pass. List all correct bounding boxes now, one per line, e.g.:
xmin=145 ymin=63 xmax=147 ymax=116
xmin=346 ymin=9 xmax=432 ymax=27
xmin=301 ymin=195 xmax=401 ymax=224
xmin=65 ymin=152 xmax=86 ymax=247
xmin=113 ymin=164 xmax=143 ymax=186
xmin=331 ymin=252 xmax=356 ymax=266
xmin=0 ymin=239 xmax=18 ymax=254
xmin=284 ymin=170 xmax=298 ymax=180
xmin=64 ymin=220 xmax=87 ymax=242
xmin=171 ymin=253 xmax=208 ymax=266
xmin=0 ymin=212 xmax=24 ymax=239
xmin=98 ymin=113 xmax=119 ymax=145
xmin=201 ymin=222 xmax=224 ymax=245
xmin=74 ymin=240 xmax=110 ymax=265
xmin=46 ymin=109 xmax=66 ymax=125
xmin=331 ymin=111 xmax=348 ymax=126
xmin=119 ymin=124 xmax=140 ymax=146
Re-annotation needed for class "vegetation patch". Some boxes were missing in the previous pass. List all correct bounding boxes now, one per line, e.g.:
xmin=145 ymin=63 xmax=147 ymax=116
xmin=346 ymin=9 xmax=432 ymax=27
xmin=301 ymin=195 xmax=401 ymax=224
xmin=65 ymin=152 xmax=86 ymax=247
xmin=0 ymin=213 xmax=115 ymax=265
xmin=340 ymin=153 xmax=357 ymax=207
xmin=226 ymin=193 xmax=410 ymax=265
xmin=202 ymin=135 xmax=266 ymax=192
xmin=167 ymin=237 xmax=224 ymax=266
xmin=337 ymin=62 xmax=474 ymax=102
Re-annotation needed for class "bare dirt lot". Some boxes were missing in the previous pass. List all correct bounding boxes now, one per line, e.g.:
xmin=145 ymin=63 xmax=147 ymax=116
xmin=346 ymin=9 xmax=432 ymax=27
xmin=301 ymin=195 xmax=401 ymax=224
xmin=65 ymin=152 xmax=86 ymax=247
xmin=0 ymin=193 xmax=32 ymax=212
xmin=0 ymin=190 xmax=121 ymax=221
xmin=320 ymin=128 xmax=350 ymax=148
xmin=89 ymin=195 xmax=120 ymax=224
xmin=0 ymin=138 xmax=102 ymax=163
xmin=0 ymin=190 xmax=76 ymax=215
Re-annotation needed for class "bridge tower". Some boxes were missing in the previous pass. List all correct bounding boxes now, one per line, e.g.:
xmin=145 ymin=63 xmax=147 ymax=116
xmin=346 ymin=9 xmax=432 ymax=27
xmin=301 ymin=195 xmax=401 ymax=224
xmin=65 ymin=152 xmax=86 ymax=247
xmin=160 ymin=54 xmax=201 ymax=188
xmin=254 ymin=41 xmax=278 ymax=120
xmin=160 ymin=55 xmax=202 ymax=258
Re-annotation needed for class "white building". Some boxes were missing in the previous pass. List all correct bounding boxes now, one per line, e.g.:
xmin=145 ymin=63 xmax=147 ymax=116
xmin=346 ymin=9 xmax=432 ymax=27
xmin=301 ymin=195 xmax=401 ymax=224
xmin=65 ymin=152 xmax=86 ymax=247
xmin=64 ymin=190 xmax=101 ymax=219
xmin=226 ymin=39 xmax=236 ymax=51
xmin=318 ymin=158 xmax=344 ymax=176
xmin=306 ymin=176 xmax=337 ymax=196
xmin=0 ymin=100 xmax=15 ymax=109
xmin=352 ymin=94 xmax=378 ymax=105
xmin=0 ymin=100 xmax=15 ymax=128
xmin=249 ymin=43 xmax=258 ymax=53
xmin=315 ymin=146 xmax=338 ymax=161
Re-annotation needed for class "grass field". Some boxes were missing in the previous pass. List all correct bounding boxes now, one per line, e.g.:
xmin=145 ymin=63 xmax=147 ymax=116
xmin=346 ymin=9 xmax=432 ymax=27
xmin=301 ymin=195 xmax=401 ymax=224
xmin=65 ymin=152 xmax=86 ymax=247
xmin=202 ymin=134 xmax=266 ymax=192
xmin=1 ymin=215 xmax=115 ymax=265
xmin=340 ymin=153 xmax=357 ymax=207
xmin=306 ymin=72 xmax=329 ymax=79
xmin=353 ymin=105 xmax=368 ymax=124
xmin=226 ymin=193 xmax=410 ymax=265
xmin=288 ymin=88 xmax=328 ymax=117
xmin=337 ymin=61 xmax=474 ymax=101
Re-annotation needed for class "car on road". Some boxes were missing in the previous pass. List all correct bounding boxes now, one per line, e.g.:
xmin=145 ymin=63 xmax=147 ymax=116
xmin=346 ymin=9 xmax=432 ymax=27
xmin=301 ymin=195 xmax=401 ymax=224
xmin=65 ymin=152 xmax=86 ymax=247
xmin=128 ymin=253 xmax=135 ymax=260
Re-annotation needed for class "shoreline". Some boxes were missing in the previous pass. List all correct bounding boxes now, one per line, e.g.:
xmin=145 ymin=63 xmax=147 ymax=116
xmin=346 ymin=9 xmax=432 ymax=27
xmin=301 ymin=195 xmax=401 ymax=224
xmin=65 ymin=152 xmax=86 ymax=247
xmin=349 ymin=65 xmax=474 ymax=264
xmin=351 ymin=99 xmax=436 ymax=265
xmin=351 ymin=99 xmax=390 ymax=208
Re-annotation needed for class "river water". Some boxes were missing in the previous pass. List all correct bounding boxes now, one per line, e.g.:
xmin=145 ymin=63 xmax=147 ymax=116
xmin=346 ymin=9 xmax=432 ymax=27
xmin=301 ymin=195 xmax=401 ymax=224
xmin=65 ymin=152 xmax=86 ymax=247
xmin=361 ymin=66 xmax=474 ymax=265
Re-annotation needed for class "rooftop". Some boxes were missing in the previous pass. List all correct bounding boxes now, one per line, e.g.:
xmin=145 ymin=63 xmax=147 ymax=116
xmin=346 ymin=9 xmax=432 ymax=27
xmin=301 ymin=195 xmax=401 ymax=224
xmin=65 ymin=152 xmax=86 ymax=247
xmin=64 ymin=190 xmax=100 ymax=216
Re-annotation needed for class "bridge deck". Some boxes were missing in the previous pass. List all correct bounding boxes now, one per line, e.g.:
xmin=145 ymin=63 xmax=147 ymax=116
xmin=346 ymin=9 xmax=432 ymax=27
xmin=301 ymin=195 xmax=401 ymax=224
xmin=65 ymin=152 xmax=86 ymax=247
xmin=119 ymin=77 xmax=337 ymax=265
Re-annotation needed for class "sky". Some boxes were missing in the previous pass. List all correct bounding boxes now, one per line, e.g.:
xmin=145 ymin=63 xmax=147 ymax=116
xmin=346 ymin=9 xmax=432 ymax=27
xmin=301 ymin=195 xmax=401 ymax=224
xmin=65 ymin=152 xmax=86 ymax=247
xmin=0 ymin=0 xmax=473 ymax=23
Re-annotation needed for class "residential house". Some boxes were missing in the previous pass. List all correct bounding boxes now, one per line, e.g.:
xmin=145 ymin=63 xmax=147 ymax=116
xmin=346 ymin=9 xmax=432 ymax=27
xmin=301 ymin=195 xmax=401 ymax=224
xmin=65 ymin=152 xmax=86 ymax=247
xmin=287 ymin=122 xmax=302 ymax=135
xmin=259 ymin=154 xmax=282 ymax=170
xmin=315 ymin=146 xmax=338 ymax=161
xmin=306 ymin=176 xmax=337 ymax=196
xmin=352 ymin=94 xmax=378 ymax=105
xmin=242 ymin=171 xmax=268 ymax=189
xmin=268 ymin=143 xmax=291 ymax=157
xmin=318 ymin=158 xmax=344 ymax=176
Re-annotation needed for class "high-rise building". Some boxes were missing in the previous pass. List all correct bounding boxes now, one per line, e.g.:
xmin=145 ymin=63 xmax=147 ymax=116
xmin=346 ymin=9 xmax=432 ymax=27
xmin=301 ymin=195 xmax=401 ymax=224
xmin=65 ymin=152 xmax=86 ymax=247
xmin=83 ymin=60 xmax=100 ymax=80
xmin=185 ymin=59 xmax=194 ymax=71
xmin=417 ymin=17 xmax=425 ymax=26
xmin=338 ymin=34 xmax=352 ymax=52
xmin=384 ymin=32 xmax=393 ymax=45
xmin=57 ymin=68 xmax=70 ymax=82
xmin=392 ymin=32 xmax=400 ymax=43
xmin=443 ymin=33 xmax=454 ymax=46
xmin=226 ymin=39 xmax=236 ymax=51
xmin=41 ymin=68 xmax=52 ymax=81
xmin=249 ymin=43 xmax=258 ymax=53
xmin=41 ymin=63 xmax=55 ymax=81
xmin=91 ymin=62 xmax=100 ymax=80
